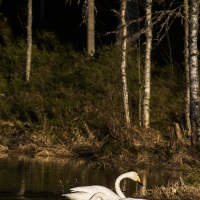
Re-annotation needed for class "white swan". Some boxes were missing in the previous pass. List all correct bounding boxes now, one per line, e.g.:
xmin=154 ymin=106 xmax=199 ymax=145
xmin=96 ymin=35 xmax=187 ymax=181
xmin=62 ymin=171 xmax=144 ymax=200
xmin=88 ymin=192 xmax=146 ymax=200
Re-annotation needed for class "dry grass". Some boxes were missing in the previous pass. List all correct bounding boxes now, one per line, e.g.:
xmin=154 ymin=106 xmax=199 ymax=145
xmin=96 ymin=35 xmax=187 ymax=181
xmin=0 ymin=123 xmax=199 ymax=172
xmin=129 ymin=127 xmax=165 ymax=148
xmin=146 ymin=184 xmax=200 ymax=199
xmin=0 ymin=144 xmax=9 ymax=157
xmin=35 ymin=145 xmax=74 ymax=157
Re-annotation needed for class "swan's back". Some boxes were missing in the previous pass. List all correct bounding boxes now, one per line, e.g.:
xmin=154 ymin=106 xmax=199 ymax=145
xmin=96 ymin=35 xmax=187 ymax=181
xmin=62 ymin=186 xmax=120 ymax=200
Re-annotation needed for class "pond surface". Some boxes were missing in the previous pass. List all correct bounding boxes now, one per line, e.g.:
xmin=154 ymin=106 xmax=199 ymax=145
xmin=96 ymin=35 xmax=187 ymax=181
xmin=0 ymin=155 xmax=182 ymax=200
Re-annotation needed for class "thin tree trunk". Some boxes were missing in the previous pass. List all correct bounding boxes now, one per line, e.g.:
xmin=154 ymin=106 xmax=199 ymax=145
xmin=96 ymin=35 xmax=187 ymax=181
xmin=189 ymin=0 xmax=200 ymax=145
xmin=26 ymin=0 xmax=32 ymax=82
xmin=87 ymin=0 xmax=95 ymax=56
xmin=136 ymin=0 xmax=142 ymax=127
xmin=142 ymin=0 xmax=152 ymax=128
xmin=184 ymin=0 xmax=191 ymax=136
xmin=120 ymin=0 xmax=130 ymax=128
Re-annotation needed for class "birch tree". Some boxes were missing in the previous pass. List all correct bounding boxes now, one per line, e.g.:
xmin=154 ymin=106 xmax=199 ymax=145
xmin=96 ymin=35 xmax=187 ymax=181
xmin=87 ymin=0 xmax=95 ymax=56
xmin=142 ymin=0 xmax=152 ymax=128
xmin=136 ymin=0 xmax=142 ymax=127
xmin=120 ymin=0 xmax=130 ymax=128
xmin=184 ymin=0 xmax=191 ymax=136
xmin=189 ymin=0 xmax=200 ymax=145
xmin=25 ymin=0 xmax=32 ymax=81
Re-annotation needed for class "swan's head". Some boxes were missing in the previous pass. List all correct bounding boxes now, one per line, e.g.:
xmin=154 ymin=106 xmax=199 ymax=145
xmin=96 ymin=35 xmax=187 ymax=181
xmin=127 ymin=171 xmax=144 ymax=186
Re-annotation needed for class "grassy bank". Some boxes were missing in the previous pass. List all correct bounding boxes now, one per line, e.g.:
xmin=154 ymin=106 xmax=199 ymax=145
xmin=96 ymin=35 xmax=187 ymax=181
xmin=0 ymin=37 xmax=198 ymax=161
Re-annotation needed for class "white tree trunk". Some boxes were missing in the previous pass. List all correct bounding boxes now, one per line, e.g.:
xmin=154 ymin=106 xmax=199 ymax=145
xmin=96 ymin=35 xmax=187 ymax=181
xmin=120 ymin=0 xmax=130 ymax=128
xmin=142 ymin=0 xmax=152 ymax=128
xmin=87 ymin=0 xmax=95 ymax=56
xmin=26 ymin=0 xmax=32 ymax=82
xmin=136 ymin=0 xmax=142 ymax=127
xmin=189 ymin=0 xmax=200 ymax=145
xmin=184 ymin=0 xmax=191 ymax=136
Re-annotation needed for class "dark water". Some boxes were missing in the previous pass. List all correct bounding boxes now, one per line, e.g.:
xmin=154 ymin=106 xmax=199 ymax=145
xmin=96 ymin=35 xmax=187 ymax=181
xmin=0 ymin=155 xmax=182 ymax=200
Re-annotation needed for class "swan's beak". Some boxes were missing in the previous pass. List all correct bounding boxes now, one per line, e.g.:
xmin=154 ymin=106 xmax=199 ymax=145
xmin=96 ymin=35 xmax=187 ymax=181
xmin=137 ymin=176 xmax=144 ymax=186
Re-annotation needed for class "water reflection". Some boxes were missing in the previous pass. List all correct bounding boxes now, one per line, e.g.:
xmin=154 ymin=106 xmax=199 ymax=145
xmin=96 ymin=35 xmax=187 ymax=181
xmin=18 ymin=178 xmax=25 ymax=199
xmin=0 ymin=155 xmax=182 ymax=199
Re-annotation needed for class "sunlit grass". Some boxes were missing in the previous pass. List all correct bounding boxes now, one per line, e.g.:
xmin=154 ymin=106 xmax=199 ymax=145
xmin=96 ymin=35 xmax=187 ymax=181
xmin=146 ymin=184 xmax=200 ymax=199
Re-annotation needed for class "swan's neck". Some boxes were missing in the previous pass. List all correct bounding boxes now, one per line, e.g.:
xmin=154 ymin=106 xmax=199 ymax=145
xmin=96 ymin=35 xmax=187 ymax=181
xmin=90 ymin=193 xmax=107 ymax=200
xmin=115 ymin=173 xmax=128 ymax=198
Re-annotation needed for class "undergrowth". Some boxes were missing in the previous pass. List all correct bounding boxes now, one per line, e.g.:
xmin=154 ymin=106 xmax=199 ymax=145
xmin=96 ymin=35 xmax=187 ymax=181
xmin=0 ymin=36 xmax=186 ymax=132
xmin=0 ymin=33 xmax=195 ymax=166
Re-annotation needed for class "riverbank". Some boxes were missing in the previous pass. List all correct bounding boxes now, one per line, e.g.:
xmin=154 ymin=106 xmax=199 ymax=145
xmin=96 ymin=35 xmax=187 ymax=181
xmin=1 ymin=124 xmax=200 ymax=168
xmin=0 ymin=124 xmax=199 ymax=167
xmin=0 ymin=139 xmax=200 ymax=200
xmin=0 ymin=127 xmax=200 ymax=200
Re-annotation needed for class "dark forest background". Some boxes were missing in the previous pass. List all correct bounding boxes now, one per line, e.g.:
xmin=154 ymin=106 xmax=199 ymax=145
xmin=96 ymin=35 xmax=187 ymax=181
xmin=0 ymin=0 xmax=189 ymax=138
xmin=0 ymin=0 xmax=185 ymax=65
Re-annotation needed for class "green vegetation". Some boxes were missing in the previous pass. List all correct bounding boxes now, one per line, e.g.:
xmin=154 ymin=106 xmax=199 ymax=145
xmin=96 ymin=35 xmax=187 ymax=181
xmin=0 ymin=33 xmax=199 ymax=200
xmin=0 ymin=32 xmax=198 ymax=163
xmin=0 ymin=36 xmax=185 ymax=131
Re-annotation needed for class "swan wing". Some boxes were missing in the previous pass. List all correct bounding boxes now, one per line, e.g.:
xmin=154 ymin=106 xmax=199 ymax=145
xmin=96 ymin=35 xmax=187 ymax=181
xmin=62 ymin=192 xmax=94 ymax=200
xmin=63 ymin=186 xmax=120 ymax=200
